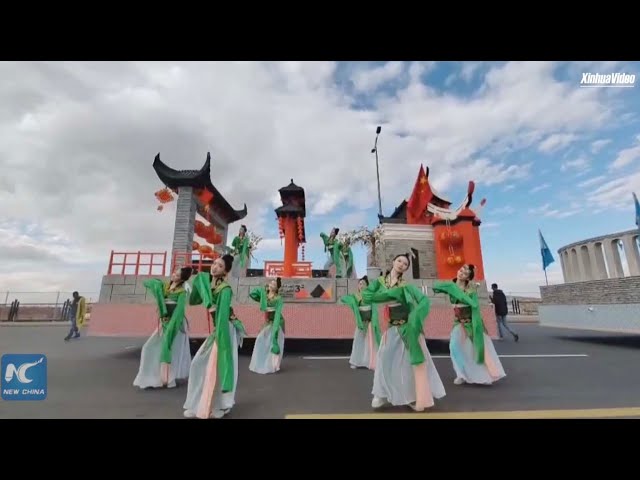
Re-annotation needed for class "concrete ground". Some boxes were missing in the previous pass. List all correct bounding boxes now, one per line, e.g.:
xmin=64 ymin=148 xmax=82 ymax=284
xmin=1 ymin=323 xmax=639 ymax=419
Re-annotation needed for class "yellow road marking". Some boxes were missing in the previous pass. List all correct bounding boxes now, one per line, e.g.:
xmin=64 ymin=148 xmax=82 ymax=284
xmin=285 ymin=407 xmax=640 ymax=419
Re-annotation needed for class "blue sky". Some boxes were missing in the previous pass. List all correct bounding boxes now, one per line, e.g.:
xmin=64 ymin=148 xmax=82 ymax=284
xmin=249 ymin=61 xmax=640 ymax=296
xmin=1 ymin=61 xmax=639 ymax=298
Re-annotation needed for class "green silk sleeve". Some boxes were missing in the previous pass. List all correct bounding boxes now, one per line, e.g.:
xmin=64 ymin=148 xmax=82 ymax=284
xmin=332 ymin=240 xmax=343 ymax=277
xmin=361 ymin=279 xmax=383 ymax=346
xmin=340 ymin=294 xmax=364 ymax=331
xmin=232 ymin=318 xmax=247 ymax=337
xmin=320 ymin=232 xmax=329 ymax=248
xmin=364 ymin=281 xmax=429 ymax=366
xmin=215 ymin=286 xmax=234 ymax=393
xmin=143 ymin=279 xmax=168 ymax=318
xmin=188 ymin=272 xmax=214 ymax=309
xmin=399 ymin=284 xmax=431 ymax=365
xmin=344 ymin=247 xmax=354 ymax=277
xmin=239 ymin=236 xmax=250 ymax=268
xmin=159 ymin=290 xmax=187 ymax=364
xmin=432 ymin=281 xmax=485 ymax=364
xmin=361 ymin=276 xmax=382 ymax=303
xmin=249 ymin=287 xmax=268 ymax=311
xmin=270 ymin=296 xmax=285 ymax=354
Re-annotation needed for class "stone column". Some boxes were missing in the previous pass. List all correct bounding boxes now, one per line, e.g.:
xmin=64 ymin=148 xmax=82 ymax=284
xmin=604 ymin=239 xmax=624 ymax=278
xmin=171 ymin=186 xmax=197 ymax=269
xmin=562 ymin=250 xmax=573 ymax=282
xmin=559 ymin=252 xmax=568 ymax=282
xmin=589 ymin=242 xmax=608 ymax=279
xmin=579 ymin=245 xmax=594 ymax=280
xmin=621 ymin=234 xmax=640 ymax=276
xmin=570 ymin=248 xmax=584 ymax=281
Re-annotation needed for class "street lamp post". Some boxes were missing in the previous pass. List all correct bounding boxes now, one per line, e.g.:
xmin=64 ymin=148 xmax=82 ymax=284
xmin=371 ymin=126 xmax=383 ymax=217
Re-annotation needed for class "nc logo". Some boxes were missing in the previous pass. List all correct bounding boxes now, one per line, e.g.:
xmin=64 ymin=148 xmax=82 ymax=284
xmin=1 ymin=354 xmax=47 ymax=401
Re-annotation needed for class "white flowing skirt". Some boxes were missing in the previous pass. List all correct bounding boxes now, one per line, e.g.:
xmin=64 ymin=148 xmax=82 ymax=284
xmin=350 ymin=322 xmax=376 ymax=369
xmin=183 ymin=323 xmax=239 ymax=418
xmin=372 ymin=327 xmax=446 ymax=408
xmin=133 ymin=320 xmax=191 ymax=389
xmin=249 ymin=324 xmax=285 ymax=374
xmin=449 ymin=324 xmax=506 ymax=385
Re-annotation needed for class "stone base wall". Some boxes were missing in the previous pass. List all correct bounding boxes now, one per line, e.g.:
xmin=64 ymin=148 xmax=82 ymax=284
xmin=540 ymin=276 xmax=640 ymax=305
xmin=99 ymin=274 xmax=491 ymax=306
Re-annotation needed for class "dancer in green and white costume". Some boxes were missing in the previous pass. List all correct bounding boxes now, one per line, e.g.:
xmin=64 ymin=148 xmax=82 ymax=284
xmin=133 ymin=266 xmax=193 ymax=389
xmin=183 ymin=254 xmax=246 ymax=419
xmin=340 ymin=275 xmax=381 ymax=370
xmin=231 ymin=224 xmax=251 ymax=277
xmin=249 ymin=277 xmax=285 ymax=374
xmin=363 ymin=253 xmax=446 ymax=412
xmin=320 ymin=227 xmax=345 ymax=278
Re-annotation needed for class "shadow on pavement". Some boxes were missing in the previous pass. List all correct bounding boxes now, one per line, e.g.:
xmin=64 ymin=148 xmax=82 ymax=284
xmin=553 ymin=334 xmax=640 ymax=349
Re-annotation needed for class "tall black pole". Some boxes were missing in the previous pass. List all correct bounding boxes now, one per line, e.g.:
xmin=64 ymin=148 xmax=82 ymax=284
xmin=372 ymin=126 xmax=383 ymax=217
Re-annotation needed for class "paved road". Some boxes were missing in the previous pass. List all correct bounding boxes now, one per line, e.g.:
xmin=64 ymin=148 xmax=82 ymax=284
xmin=1 ymin=324 xmax=639 ymax=418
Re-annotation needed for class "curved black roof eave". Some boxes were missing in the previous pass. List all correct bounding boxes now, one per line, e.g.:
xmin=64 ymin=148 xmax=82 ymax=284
xmin=153 ymin=152 xmax=247 ymax=223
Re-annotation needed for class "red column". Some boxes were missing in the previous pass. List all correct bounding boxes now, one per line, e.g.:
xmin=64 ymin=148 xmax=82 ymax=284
xmin=454 ymin=219 xmax=485 ymax=281
xmin=283 ymin=216 xmax=299 ymax=277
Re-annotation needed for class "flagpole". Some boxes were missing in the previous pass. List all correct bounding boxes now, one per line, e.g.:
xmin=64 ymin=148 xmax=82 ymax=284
xmin=372 ymin=126 xmax=383 ymax=218
xmin=544 ymin=268 xmax=548 ymax=286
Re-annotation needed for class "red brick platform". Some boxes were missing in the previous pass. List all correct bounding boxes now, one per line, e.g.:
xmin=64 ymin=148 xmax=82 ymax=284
xmin=89 ymin=303 xmax=498 ymax=340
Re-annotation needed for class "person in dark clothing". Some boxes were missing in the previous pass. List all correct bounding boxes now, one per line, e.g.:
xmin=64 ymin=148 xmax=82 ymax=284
xmin=490 ymin=283 xmax=519 ymax=342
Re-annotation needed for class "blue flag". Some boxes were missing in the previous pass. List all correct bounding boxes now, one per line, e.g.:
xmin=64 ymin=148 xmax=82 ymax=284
xmin=539 ymin=229 xmax=555 ymax=271
xmin=633 ymin=192 xmax=640 ymax=229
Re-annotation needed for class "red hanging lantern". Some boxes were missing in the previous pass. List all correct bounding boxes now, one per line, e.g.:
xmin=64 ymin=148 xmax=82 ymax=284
xmin=446 ymin=255 xmax=456 ymax=266
xmin=154 ymin=187 xmax=174 ymax=204
xmin=192 ymin=241 xmax=200 ymax=251
xmin=455 ymin=255 xmax=464 ymax=265
xmin=194 ymin=220 xmax=206 ymax=238
xmin=450 ymin=231 xmax=462 ymax=246
xmin=296 ymin=216 xmax=304 ymax=242
xmin=278 ymin=217 xmax=284 ymax=239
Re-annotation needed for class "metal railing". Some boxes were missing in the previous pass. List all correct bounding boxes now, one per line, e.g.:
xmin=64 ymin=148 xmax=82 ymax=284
xmin=1 ymin=292 xmax=98 ymax=322
xmin=107 ymin=251 xmax=167 ymax=276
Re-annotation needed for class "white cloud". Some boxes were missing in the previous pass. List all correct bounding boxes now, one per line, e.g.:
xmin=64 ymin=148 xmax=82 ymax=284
xmin=529 ymin=183 xmax=551 ymax=193
xmin=577 ymin=175 xmax=606 ymax=188
xmin=0 ymin=60 xmax=630 ymax=293
xmin=591 ymin=138 xmax=612 ymax=153
xmin=489 ymin=205 xmax=515 ymax=216
xmin=351 ymin=62 xmax=405 ymax=93
xmin=311 ymin=192 xmax=343 ymax=215
xmin=528 ymin=203 xmax=582 ymax=219
xmin=339 ymin=210 xmax=369 ymax=231
xmin=587 ymin=171 xmax=640 ymax=210
xmin=482 ymin=222 xmax=500 ymax=229
xmin=560 ymin=156 xmax=590 ymax=172
xmin=610 ymin=143 xmax=640 ymax=170
xmin=503 ymin=184 xmax=516 ymax=192
xmin=461 ymin=158 xmax=532 ymax=186
xmin=538 ymin=133 xmax=578 ymax=153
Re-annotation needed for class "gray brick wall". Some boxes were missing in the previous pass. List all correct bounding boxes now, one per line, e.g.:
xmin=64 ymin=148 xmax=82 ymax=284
xmin=540 ymin=276 xmax=640 ymax=305
xmin=171 ymin=186 xmax=197 ymax=267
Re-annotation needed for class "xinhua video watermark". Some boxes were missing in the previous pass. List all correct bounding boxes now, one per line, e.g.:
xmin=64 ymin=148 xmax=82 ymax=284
xmin=580 ymin=72 xmax=636 ymax=88
xmin=1 ymin=354 xmax=48 ymax=401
